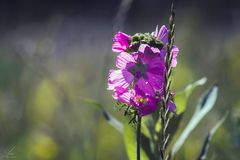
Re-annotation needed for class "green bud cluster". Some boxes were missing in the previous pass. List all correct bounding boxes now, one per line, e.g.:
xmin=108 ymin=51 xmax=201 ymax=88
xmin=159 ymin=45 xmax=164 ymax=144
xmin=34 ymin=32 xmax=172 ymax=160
xmin=130 ymin=33 xmax=164 ymax=52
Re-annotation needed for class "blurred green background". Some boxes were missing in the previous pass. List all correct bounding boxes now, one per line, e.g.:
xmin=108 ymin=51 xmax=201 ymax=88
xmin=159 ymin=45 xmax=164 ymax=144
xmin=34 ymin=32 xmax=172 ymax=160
xmin=0 ymin=0 xmax=239 ymax=159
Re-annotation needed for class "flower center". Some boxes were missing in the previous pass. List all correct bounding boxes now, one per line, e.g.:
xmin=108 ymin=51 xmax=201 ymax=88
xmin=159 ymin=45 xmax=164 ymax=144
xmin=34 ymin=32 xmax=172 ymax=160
xmin=134 ymin=96 xmax=147 ymax=106
xmin=129 ymin=61 xmax=148 ymax=80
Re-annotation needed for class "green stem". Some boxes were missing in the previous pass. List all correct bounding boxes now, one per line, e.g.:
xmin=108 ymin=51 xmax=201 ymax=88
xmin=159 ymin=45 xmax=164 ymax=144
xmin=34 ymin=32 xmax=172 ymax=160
xmin=137 ymin=115 xmax=142 ymax=160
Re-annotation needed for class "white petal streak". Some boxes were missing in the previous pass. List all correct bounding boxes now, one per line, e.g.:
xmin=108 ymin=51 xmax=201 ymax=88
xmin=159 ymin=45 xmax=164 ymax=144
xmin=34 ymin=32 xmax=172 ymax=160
xmin=116 ymin=52 xmax=135 ymax=69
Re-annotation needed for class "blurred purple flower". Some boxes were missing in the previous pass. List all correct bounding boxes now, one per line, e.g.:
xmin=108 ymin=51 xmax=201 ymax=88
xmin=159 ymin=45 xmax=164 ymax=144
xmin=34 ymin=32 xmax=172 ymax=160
xmin=112 ymin=32 xmax=131 ymax=52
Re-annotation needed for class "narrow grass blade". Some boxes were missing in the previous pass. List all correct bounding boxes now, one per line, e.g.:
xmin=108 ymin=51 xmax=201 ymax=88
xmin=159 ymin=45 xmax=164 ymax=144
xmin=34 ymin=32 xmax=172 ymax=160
xmin=171 ymin=85 xmax=218 ymax=156
xmin=81 ymin=97 xmax=123 ymax=133
xmin=197 ymin=112 xmax=228 ymax=160
xmin=175 ymin=77 xmax=207 ymax=114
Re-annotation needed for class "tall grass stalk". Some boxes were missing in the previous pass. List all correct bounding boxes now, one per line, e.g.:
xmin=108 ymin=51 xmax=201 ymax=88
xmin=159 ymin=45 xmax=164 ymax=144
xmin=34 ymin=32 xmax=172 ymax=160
xmin=159 ymin=3 xmax=175 ymax=160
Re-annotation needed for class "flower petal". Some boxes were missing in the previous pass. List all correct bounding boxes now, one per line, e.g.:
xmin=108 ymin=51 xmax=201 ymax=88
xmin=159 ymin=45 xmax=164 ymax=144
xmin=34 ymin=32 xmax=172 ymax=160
xmin=116 ymin=52 xmax=136 ymax=69
xmin=147 ymin=56 xmax=164 ymax=69
xmin=112 ymin=32 xmax=131 ymax=52
xmin=159 ymin=45 xmax=179 ymax=68
xmin=138 ymin=44 xmax=157 ymax=64
xmin=133 ymin=89 xmax=159 ymax=116
xmin=168 ymin=100 xmax=176 ymax=112
xmin=171 ymin=45 xmax=179 ymax=68
xmin=138 ymin=99 xmax=158 ymax=116
xmin=135 ymin=77 xmax=155 ymax=96
xmin=112 ymin=43 xmax=125 ymax=52
xmin=146 ymin=72 xmax=164 ymax=90
xmin=113 ymin=88 xmax=134 ymax=105
xmin=151 ymin=25 xmax=159 ymax=37
xmin=122 ymin=69 xmax=134 ymax=83
xmin=107 ymin=69 xmax=132 ymax=90
xmin=157 ymin=25 xmax=168 ymax=44
xmin=138 ymin=44 xmax=149 ymax=54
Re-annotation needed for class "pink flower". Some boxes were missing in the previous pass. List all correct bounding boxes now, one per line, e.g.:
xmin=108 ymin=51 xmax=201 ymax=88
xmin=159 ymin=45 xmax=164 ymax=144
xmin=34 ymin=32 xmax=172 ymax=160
xmin=152 ymin=25 xmax=179 ymax=68
xmin=113 ymin=86 xmax=176 ymax=116
xmin=112 ymin=32 xmax=131 ymax=52
xmin=108 ymin=44 xmax=165 ymax=96
xmin=113 ymin=87 xmax=158 ymax=116
xmin=108 ymin=27 xmax=179 ymax=116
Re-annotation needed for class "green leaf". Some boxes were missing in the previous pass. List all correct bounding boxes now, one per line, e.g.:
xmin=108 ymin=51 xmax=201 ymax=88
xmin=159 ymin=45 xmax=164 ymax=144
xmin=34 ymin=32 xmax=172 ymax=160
xmin=141 ymin=118 xmax=151 ymax=138
xmin=80 ymin=97 xmax=103 ymax=109
xmin=80 ymin=97 xmax=123 ymax=133
xmin=124 ymin=122 xmax=149 ymax=160
xmin=139 ymin=114 xmax=160 ymax=158
xmin=197 ymin=112 xmax=228 ymax=160
xmin=171 ymin=84 xmax=218 ymax=156
xmin=174 ymin=77 xmax=207 ymax=114
xmin=167 ymin=78 xmax=207 ymax=146
xmin=102 ymin=110 xmax=124 ymax=133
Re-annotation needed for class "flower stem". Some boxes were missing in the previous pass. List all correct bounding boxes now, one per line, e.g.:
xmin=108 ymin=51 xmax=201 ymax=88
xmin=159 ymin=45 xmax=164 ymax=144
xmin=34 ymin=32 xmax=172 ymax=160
xmin=137 ymin=115 xmax=142 ymax=160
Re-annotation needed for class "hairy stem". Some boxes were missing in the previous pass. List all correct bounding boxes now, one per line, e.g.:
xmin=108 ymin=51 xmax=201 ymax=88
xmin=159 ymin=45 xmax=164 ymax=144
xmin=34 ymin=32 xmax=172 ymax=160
xmin=137 ymin=115 xmax=142 ymax=160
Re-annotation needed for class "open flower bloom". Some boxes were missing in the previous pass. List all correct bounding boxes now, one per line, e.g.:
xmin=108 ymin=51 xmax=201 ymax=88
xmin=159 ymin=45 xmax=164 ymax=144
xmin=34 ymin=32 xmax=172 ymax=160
xmin=113 ymin=86 xmax=176 ymax=116
xmin=112 ymin=32 xmax=131 ymax=52
xmin=108 ymin=44 xmax=165 ymax=96
xmin=152 ymin=25 xmax=179 ymax=67
xmin=113 ymin=87 xmax=158 ymax=116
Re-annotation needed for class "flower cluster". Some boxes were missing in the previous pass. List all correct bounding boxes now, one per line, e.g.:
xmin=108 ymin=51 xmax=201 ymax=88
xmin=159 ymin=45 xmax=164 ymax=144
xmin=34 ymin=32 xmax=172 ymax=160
xmin=108 ymin=25 xmax=179 ymax=116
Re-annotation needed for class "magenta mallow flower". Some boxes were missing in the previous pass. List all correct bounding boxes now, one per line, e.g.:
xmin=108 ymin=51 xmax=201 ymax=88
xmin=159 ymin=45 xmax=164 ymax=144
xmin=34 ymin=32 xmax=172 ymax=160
xmin=113 ymin=87 xmax=158 ymax=116
xmin=112 ymin=32 xmax=131 ymax=52
xmin=108 ymin=44 xmax=165 ymax=96
xmin=152 ymin=25 xmax=179 ymax=67
xmin=113 ymin=86 xmax=176 ymax=116
xmin=108 ymin=27 xmax=179 ymax=116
